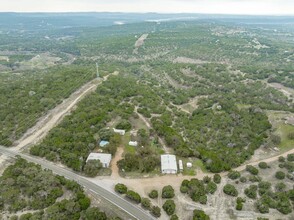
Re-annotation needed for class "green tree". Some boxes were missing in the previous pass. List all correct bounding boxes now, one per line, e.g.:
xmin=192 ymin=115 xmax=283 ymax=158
xmin=126 ymin=190 xmax=141 ymax=204
xmin=84 ymin=207 xmax=107 ymax=220
xmin=162 ymin=185 xmax=175 ymax=199
xmin=150 ymin=206 xmax=161 ymax=217
xmin=162 ymin=199 xmax=176 ymax=216
xmin=83 ymin=160 xmax=102 ymax=177
xmin=246 ymin=165 xmax=259 ymax=175
xmin=275 ymin=171 xmax=285 ymax=180
xmin=258 ymin=162 xmax=268 ymax=169
xmin=193 ymin=209 xmax=210 ymax=220
xmin=228 ymin=171 xmax=241 ymax=180
xmin=141 ymin=198 xmax=151 ymax=210
xmin=114 ymin=183 xmax=128 ymax=194
xmin=213 ymin=174 xmax=221 ymax=184
xmin=149 ymin=190 xmax=158 ymax=199
xmin=223 ymin=184 xmax=238 ymax=197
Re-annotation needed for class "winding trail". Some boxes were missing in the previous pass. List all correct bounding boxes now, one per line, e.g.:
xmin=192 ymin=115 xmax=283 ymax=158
xmin=134 ymin=106 xmax=172 ymax=154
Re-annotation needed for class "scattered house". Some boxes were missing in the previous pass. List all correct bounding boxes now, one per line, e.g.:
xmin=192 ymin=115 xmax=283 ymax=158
xmin=86 ymin=153 xmax=112 ymax=168
xmin=161 ymin=154 xmax=178 ymax=174
xmin=113 ymin=128 xmax=126 ymax=136
xmin=129 ymin=141 xmax=138 ymax=147
xmin=99 ymin=140 xmax=110 ymax=147
xmin=187 ymin=162 xmax=193 ymax=168
xmin=178 ymin=160 xmax=183 ymax=172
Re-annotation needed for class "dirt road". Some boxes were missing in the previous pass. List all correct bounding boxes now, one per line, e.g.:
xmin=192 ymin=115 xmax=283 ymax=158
xmin=134 ymin=106 xmax=172 ymax=154
xmin=11 ymin=77 xmax=104 ymax=152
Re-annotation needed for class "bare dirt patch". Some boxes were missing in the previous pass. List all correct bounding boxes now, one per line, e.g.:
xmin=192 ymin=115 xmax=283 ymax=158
xmin=133 ymin=34 xmax=149 ymax=54
xmin=267 ymin=82 xmax=294 ymax=101
xmin=19 ymin=52 xmax=61 ymax=70
xmin=110 ymin=147 xmax=124 ymax=179
xmin=173 ymin=57 xmax=213 ymax=64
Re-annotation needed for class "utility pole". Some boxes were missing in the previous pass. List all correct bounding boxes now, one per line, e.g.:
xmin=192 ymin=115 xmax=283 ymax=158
xmin=96 ymin=62 xmax=99 ymax=78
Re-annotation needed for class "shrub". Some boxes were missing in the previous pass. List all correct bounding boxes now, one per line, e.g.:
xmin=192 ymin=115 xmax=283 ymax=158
xmin=244 ymin=185 xmax=258 ymax=199
xmin=271 ymin=134 xmax=281 ymax=145
xmin=275 ymin=182 xmax=286 ymax=192
xmin=203 ymin=176 xmax=211 ymax=183
xmin=228 ymin=171 xmax=241 ymax=180
xmin=256 ymin=201 xmax=269 ymax=213
xmin=193 ymin=209 xmax=210 ymax=220
xmin=126 ymin=190 xmax=141 ymax=204
xmin=213 ymin=174 xmax=221 ymax=184
xmin=141 ymin=198 xmax=151 ymax=209
xmin=240 ymin=176 xmax=247 ymax=183
xmin=258 ymin=181 xmax=271 ymax=190
xmin=180 ymin=186 xmax=189 ymax=193
xmin=170 ymin=214 xmax=179 ymax=220
xmin=278 ymin=156 xmax=285 ymax=163
xmin=114 ymin=183 xmax=128 ymax=194
xmin=206 ymin=182 xmax=217 ymax=194
xmin=199 ymin=195 xmax=207 ymax=205
xmin=275 ymin=171 xmax=285 ymax=180
xmin=287 ymin=153 xmax=294 ymax=162
xmin=249 ymin=175 xmax=262 ymax=182
xmin=258 ymin=162 xmax=268 ymax=169
xmin=287 ymin=132 xmax=294 ymax=140
xmin=162 ymin=200 xmax=176 ymax=216
xmin=236 ymin=201 xmax=243 ymax=211
xmin=246 ymin=165 xmax=259 ymax=175
xmin=223 ymin=184 xmax=238 ymax=197
xmin=149 ymin=190 xmax=158 ymax=199
xmin=150 ymin=206 xmax=161 ymax=217
xmin=276 ymin=195 xmax=292 ymax=214
xmin=162 ymin=185 xmax=175 ymax=199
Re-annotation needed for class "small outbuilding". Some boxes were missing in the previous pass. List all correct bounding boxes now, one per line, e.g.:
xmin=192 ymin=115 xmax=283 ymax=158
xmin=86 ymin=153 xmax=112 ymax=168
xmin=113 ymin=128 xmax=126 ymax=136
xmin=178 ymin=160 xmax=183 ymax=172
xmin=161 ymin=154 xmax=178 ymax=174
xmin=99 ymin=140 xmax=110 ymax=147
xmin=128 ymin=141 xmax=138 ymax=147
xmin=187 ymin=162 xmax=193 ymax=168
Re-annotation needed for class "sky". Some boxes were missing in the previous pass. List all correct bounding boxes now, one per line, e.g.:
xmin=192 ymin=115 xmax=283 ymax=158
xmin=0 ymin=0 xmax=294 ymax=15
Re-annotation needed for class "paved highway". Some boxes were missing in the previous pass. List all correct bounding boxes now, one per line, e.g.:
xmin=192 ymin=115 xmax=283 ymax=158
xmin=0 ymin=146 xmax=155 ymax=220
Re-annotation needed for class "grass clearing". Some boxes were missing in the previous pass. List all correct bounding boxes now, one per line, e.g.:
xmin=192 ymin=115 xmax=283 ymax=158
xmin=276 ymin=124 xmax=294 ymax=150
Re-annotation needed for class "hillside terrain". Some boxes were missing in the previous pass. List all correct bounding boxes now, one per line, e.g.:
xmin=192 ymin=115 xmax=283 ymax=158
xmin=0 ymin=13 xmax=293 ymax=220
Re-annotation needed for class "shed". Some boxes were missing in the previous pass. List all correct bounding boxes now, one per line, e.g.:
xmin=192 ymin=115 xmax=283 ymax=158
xmin=99 ymin=140 xmax=110 ymax=147
xmin=129 ymin=141 xmax=138 ymax=147
xmin=113 ymin=128 xmax=126 ymax=136
xmin=187 ymin=162 xmax=192 ymax=168
xmin=161 ymin=154 xmax=178 ymax=174
xmin=86 ymin=153 xmax=112 ymax=168
xmin=178 ymin=160 xmax=183 ymax=171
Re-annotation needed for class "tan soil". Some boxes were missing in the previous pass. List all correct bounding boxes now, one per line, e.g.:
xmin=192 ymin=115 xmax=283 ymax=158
xmin=133 ymin=34 xmax=149 ymax=54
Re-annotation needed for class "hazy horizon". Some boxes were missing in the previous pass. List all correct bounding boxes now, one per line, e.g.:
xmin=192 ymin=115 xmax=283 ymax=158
xmin=1 ymin=0 xmax=294 ymax=16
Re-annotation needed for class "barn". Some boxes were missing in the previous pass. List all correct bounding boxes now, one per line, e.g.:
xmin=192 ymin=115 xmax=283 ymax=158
xmin=161 ymin=154 xmax=178 ymax=174
xmin=86 ymin=153 xmax=112 ymax=168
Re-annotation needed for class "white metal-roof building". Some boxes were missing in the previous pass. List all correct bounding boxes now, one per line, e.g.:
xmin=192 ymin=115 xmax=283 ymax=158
xmin=129 ymin=141 xmax=138 ymax=147
xmin=161 ymin=154 xmax=178 ymax=174
xmin=113 ymin=128 xmax=126 ymax=136
xmin=86 ymin=153 xmax=112 ymax=168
